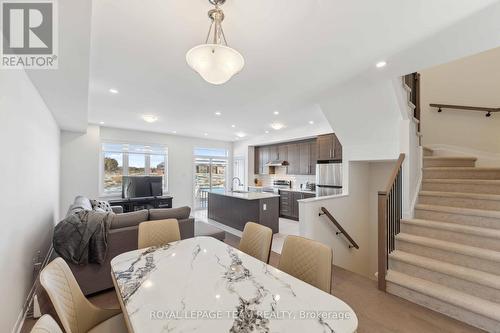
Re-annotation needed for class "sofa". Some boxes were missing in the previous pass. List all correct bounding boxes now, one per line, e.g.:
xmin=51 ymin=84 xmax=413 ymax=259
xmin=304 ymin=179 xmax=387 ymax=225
xmin=62 ymin=196 xmax=225 ymax=295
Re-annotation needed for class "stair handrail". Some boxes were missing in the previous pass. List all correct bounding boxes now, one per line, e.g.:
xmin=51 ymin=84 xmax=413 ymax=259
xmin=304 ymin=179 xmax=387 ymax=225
xmin=378 ymin=153 xmax=405 ymax=291
xmin=319 ymin=207 xmax=359 ymax=249
xmin=430 ymin=103 xmax=500 ymax=118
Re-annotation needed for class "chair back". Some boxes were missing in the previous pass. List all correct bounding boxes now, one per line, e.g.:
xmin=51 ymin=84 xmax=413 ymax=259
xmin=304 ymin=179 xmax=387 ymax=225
xmin=239 ymin=222 xmax=273 ymax=263
xmin=138 ymin=218 xmax=180 ymax=249
xmin=30 ymin=315 xmax=63 ymax=333
xmin=40 ymin=258 xmax=115 ymax=333
xmin=278 ymin=235 xmax=333 ymax=293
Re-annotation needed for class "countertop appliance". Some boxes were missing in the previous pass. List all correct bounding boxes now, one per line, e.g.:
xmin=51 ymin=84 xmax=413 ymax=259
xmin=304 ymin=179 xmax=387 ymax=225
xmin=263 ymin=180 xmax=292 ymax=194
xmin=316 ymin=161 xmax=342 ymax=196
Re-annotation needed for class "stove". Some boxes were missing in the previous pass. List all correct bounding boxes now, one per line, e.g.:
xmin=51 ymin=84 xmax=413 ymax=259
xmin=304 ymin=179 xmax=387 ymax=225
xmin=262 ymin=180 xmax=291 ymax=193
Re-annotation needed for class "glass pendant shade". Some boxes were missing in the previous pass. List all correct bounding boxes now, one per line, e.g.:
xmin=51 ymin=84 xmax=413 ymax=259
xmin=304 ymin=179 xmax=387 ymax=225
xmin=186 ymin=44 xmax=244 ymax=85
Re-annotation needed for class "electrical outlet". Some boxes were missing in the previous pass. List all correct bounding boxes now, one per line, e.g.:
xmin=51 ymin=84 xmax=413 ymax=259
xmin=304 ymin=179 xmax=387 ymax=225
xmin=263 ymin=203 xmax=267 ymax=211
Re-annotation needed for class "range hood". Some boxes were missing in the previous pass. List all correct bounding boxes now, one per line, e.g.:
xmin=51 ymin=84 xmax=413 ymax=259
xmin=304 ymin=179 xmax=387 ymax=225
xmin=265 ymin=160 xmax=288 ymax=167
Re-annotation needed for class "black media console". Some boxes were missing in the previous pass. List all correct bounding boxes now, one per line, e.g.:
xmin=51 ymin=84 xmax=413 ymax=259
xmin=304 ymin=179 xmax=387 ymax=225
xmin=109 ymin=196 xmax=173 ymax=213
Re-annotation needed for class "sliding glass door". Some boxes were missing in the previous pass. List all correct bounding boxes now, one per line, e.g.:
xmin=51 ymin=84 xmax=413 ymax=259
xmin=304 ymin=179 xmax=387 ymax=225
xmin=193 ymin=148 xmax=228 ymax=210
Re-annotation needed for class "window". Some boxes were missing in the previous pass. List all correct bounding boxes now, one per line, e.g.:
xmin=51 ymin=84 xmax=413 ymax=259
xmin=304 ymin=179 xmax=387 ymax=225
xmin=101 ymin=143 xmax=168 ymax=195
xmin=193 ymin=148 xmax=228 ymax=209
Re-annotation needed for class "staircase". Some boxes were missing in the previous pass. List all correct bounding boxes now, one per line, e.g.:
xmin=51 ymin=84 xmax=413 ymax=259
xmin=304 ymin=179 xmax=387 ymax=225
xmin=386 ymin=148 xmax=500 ymax=333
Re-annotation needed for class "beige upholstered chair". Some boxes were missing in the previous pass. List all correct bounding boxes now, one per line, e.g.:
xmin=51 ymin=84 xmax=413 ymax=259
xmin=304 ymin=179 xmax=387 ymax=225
xmin=138 ymin=218 xmax=180 ymax=249
xmin=239 ymin=222 xmax=273 ymax=263
xmin=39 ymin=258 xmax=127 ymax=333
xmin=278 ymin=235 xmax=333 ymax=293
xmin=30 ymin=315 xmax=63 ymax=333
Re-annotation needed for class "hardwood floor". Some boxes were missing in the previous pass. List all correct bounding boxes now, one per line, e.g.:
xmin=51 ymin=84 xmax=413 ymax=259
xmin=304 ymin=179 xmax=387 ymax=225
xmin=22 ymin=233 xmax=484 ymax=333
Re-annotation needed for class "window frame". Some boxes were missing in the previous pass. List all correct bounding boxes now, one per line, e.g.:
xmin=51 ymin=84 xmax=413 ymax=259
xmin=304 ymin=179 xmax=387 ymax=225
xmin=100 ymin=141 xmax=169 ymax=197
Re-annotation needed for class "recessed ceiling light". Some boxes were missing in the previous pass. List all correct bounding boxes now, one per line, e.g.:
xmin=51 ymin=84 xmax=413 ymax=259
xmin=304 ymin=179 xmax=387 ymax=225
xmin=231 ymin=124 xmax=236 ymax=128
xmin=265 ymin=130 xmax=269 ymax=134
xmin=271 ymin=122 xmax=285 ymax=130
xmin=109 ymin=88 xmax=119 ymax=94
xmin=273 ymin=111 xmax=279 ymax=115
xmin=99 ymin=121 xmax=105 ymax=125
xmin=142 ymin=115 xmax=158 ymax=123
xmin=215 ymin=111 xmax=222 ymax=116
xmin=235 ymin=132 xmax=247 ymax=138
xmin=204 ymin=133 xmax=208 ymax=136
xmin=308 ymin=120 xmax=314 ymax=125
xmin=376 ymin=61 xmax=387 ymax=68
xmin=172 ymin=131 xmax=177 ymax=134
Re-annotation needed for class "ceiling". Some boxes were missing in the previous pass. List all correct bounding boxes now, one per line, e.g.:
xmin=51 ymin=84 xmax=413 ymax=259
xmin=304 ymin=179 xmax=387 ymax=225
xmin=38 ymin=0 xmax=500 ymax=141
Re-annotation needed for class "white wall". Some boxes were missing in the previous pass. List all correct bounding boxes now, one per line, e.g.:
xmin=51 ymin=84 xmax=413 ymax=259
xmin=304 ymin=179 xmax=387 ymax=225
xmin=60 ymin=126 xmax=233 ymax=215
xmin=0 ymin=70 xmax=60 ymax=332
xmin=420 ymin=47 xmax=500 ymax=164
xmin=298 ymin=161 xmax=393 ymax=278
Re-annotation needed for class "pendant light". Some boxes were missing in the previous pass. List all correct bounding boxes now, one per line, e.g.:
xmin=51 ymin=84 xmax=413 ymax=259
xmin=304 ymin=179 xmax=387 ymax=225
xmin=186 ymin=0 xmax=244 ymax=85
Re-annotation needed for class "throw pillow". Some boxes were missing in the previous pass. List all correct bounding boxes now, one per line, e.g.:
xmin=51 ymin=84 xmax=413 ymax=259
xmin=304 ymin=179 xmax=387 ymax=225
xmin=90 ymin=199 xmax=113 ymax=213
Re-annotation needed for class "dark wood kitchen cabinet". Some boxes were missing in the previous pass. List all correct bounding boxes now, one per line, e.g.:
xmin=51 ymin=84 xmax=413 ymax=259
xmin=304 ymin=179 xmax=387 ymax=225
xmin=317 ymin=133 xmax=342 ymax=161
xmin=279 ymin=190 xmax=316 ymax=220
xmin=309 ymin=140 xmax=317 ymax=175
xmin=268 ymin=145 xmax=279 ymax=162
xmin=278 ymin=144 xmax=288 ymax=161
xmin=286 ymin=143 xmax=300 ymax=175
xmin=299 ymin=142 xmax=311 ymax=175
xmin=254 ymin=147 xmax=260 ymax=174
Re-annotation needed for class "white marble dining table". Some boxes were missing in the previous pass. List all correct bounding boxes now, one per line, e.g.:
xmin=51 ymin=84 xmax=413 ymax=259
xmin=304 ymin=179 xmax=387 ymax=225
xmin=110 ymin=236 xmax=358 ymax=333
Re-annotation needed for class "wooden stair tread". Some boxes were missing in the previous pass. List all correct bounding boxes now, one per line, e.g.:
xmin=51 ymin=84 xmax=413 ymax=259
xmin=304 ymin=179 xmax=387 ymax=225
xmin=423 ymin=179 xmax=500 ymax=185
xmin=423 ymin=156 xmax=477 ymax=161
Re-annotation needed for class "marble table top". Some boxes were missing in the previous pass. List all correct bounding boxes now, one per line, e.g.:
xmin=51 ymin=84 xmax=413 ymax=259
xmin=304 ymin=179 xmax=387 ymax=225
xmin=111 ymin=237 xmax=358 ymax=333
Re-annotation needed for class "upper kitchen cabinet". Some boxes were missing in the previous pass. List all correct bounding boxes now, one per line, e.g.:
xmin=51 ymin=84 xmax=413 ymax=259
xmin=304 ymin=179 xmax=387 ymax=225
xmin=299 ymin=142 xmax=311 ymax=175
xmin=278 ymin=144 xmax=288 ymax=161
xmin=286 ymin=143 xmax=300 ymax=175
xmin=268 ymin=145 xmax=279 ymax=162
xmin=317 ymin=133 xmax=342 ymax=161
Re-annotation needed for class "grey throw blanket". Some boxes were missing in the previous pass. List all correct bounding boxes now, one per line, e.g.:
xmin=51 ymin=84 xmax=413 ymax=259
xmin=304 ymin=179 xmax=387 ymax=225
xmin=53 ymin=210 xmax=112 ymax=265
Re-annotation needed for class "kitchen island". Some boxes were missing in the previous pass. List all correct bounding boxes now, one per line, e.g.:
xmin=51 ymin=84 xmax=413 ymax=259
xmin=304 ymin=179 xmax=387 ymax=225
xmin=208 ymin=191 xmax=280 ymax=233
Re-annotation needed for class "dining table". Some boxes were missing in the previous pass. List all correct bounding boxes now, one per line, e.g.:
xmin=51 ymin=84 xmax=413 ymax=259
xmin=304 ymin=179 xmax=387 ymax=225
xmin=110 ymin=236 xmax=358 ymax=332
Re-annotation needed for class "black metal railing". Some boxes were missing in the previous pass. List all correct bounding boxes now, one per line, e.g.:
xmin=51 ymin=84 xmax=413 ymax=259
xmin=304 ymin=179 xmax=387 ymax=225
xmin=378 ymin=153 xmax=405 ymax=291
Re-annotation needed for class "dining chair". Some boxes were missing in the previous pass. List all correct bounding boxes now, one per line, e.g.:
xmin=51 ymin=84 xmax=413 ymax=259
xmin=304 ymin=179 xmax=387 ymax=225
xmin=30 ymin=315 xmax=62 ymax=333
xmin=239 ymin=222 xmax=273 ymax=263
xmin=138 ymin=218 xmax=180 ymax=249
xmin=278 ymin=235 xmax=333 ymax=293
xmin=39 ymin=258 xmax=127 ymax=333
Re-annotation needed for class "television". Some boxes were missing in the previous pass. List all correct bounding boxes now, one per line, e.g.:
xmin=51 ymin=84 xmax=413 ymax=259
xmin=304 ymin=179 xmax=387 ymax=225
xmin=122 ymin=176 xmax=163 ymax=198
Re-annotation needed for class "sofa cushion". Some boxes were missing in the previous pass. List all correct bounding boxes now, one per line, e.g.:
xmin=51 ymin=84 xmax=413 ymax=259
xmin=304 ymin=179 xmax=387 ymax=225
xmin=110 ymin=209 xmax=149 ymax=229
xmin=90 ymin=199 xmax=113 ymax=213
xmin=149 ymin=207 xmax=191 ymax=221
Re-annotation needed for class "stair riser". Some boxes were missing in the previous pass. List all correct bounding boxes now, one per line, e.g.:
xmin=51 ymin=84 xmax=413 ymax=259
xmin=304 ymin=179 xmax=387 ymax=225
xmin=418 ymin=195 xmax=500 ymax=211
xmin=423 ymin=169 xmax=500 ymax=180
xmin=422 ymin=182 xmax=500 ymax=195
xmin=395 ymin=239 xmax=500 ymax=275
xmin=401 ymin=223 xmax=500 ymax=251
xmin=423 ymin=149 xmax=433 ymax=157
xmin=386 ymin=282 xmax=500 ymax=332
xmin=423 ymin=159 xmax=476 ymax=168
xmin=389 ymin=259 xmax=500 ymax=303
xmin=415 ymin=209 xmax=500 ymax=229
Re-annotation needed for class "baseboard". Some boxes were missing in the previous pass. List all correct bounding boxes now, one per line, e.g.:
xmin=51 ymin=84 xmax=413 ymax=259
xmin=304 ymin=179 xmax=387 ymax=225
xmin=425 ymin=144 xmax=500 ymax=167
xmin=12 ymin=246 xmax=54 ymax=333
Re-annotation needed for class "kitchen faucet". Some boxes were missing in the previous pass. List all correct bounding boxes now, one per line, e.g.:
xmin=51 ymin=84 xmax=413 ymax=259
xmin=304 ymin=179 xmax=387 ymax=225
xmin=231 ymin=177 xmax=243 ymax=192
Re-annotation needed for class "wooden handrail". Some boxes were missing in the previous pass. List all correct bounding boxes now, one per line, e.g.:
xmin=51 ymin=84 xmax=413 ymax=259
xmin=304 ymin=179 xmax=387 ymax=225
xmin=319 ymin=207 xmax=359 ymax=249
xmin=378 ymin=153 xmax=405 ymax=291
xmin=430 ymin=103 xmax=500 ymax=117
xmin=380 ymin=153 xmax=405 ymax=194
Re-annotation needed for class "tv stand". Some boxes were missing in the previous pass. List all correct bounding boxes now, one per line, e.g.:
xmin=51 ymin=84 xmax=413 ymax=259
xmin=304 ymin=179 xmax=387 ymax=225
xmin=109 ymin=196 xmax=173 ymax=213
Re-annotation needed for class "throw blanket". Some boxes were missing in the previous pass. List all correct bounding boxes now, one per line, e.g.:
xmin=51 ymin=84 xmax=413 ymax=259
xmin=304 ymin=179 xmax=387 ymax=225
xmin=53 ymin=210 xmax=112 ymax=265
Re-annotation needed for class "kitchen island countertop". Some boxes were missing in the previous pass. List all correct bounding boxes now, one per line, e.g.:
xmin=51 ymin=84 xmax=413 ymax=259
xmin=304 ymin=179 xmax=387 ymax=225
xmin=209 ymin=190 xmax=280 ymax=200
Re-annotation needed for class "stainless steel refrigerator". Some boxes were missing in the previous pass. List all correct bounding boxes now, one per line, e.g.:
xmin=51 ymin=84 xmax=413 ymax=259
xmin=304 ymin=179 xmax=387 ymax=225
xmin=316 ymin=162 xmax=342 ymax=196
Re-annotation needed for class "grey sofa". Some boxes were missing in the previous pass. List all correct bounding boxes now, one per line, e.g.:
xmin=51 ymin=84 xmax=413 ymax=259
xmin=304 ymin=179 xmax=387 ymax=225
xmin=62 ymin=196 xmax=225 ymax=295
